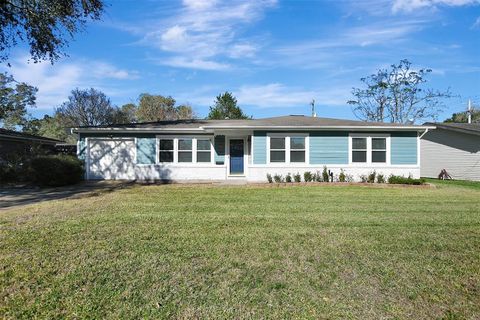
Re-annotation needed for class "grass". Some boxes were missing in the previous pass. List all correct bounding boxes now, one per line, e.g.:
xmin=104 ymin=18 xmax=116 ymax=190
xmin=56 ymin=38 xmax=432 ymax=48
xmin=1 ymin=182 xmax=479 ymax=319
xmin=424 ymin=178 xmax=480 ymax=190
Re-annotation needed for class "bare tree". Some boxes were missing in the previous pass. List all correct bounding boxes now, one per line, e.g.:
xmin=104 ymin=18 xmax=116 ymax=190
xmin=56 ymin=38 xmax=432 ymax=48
xmin=348 ymin=60 xmax=452 ymax=123
xmin=56 ymin=88 xmax=116 ymax=126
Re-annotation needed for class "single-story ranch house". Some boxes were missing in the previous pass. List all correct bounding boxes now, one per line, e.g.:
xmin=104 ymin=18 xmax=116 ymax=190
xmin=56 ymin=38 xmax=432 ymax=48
xmin=421 ymin=122 xmax=480 ymax=181
xmin=73 ymin=115 xmax=434 ymax=182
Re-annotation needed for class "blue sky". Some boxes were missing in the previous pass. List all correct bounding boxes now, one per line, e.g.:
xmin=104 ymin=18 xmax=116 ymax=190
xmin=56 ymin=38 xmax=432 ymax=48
xmin=3 ymin=0 xmax=480 ymax=121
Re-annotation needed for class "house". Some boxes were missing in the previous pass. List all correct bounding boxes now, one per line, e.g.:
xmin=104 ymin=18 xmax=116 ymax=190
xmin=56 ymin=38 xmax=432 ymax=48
xmin=421 ymin=122 xmax=480 ymax=181
xmin=72 ymin=115 xmax=433 ymax=182
xmin=0 ymin=128 xmax=63 ymax=161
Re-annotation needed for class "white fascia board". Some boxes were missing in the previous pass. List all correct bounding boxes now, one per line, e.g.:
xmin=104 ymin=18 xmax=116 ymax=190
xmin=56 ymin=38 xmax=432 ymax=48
xmin=73 ymin=128 xmax=206 ymax=134
xmin=200 ymin=125 xmax=436 ymax=131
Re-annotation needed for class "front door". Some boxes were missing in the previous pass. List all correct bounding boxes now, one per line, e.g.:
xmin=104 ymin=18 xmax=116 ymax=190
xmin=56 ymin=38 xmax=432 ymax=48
xmin=229 ymin=139 xmax=244 ymax=175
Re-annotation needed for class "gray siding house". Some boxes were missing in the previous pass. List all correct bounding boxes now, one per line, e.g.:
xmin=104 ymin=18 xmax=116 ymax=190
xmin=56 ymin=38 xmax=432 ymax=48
xmin=421 ymin=123 xmax=480 ymax=181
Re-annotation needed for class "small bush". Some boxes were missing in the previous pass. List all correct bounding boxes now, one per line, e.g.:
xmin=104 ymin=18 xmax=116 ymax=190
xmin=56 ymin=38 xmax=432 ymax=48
xmin=388 ymin=174 xmax=426 ymax=185
xmin=285 ymin=173 xmax=292 ymax=183
xmin=322 ymin=166 xmax=329 ymax=182
xmin=367 ymin=171 xmax=376 ymax=183
xmin=266 ymin=173 xmax=273 ymax=183
xmin=293 ymin=172 xmax=301 ymax=183
xmin=314 ymin=171 xmax=322 ymax=182
xmin=345 ymin=174 xmax=354 ymax=183
xmin=377 ymin=173 xmax=385 ymax=184
xmin=359 ymin=174 xmax=368 ymax=183
xmin=304 ymin=171 xmax=313 ymax=182
xmin=339 ymin=169 xmax=346 ymax=183
xmin=273 ymin=174 xmax=283 ymax=183
xmin=30 ymin=155 xmax=84 ymax=186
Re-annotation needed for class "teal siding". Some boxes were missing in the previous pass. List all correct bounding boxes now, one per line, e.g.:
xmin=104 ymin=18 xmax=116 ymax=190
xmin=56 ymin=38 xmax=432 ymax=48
xmin=309 ymin=132 xmax=349 ymax=164
xmin=214 ymin=135 xmax=225 ymax=165
xmin=136 ymin=138 xmax=156 ymax=164
xmin=253 ymin=131 xmax=267 ymax=164
xmin=391 ymin=132 xmax=418 ymax=165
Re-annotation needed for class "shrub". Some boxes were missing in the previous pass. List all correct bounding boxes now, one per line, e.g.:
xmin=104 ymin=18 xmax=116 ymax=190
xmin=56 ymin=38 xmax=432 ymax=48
xmin=293 ymin=172 xmax=301 ymax=183
xmin=322 ymin=166 xmax=329 ymax=182
xmin=345 ymin=174 xmax=354 ymax=183
xmin=285 ymin=173 xmax=292 ymax=183
xmin=273 ymin=174 xmax=283 ymax=183
xmin=377 ymin=173 xmax=385 ymax=184
xmin=30 ymin=155 xmax=84 ymax=186
xmin=314 ymin=170 xmax=322 ymax=182
xmin=367 ymin=171 xmax=376 ymax=183
xmin=266 ymin=173 xmax=273 ymax=183
xmin=388 ymin=174 xmax=426 ymax=185
xmin=339 ymin=169 xmax=346 ymax=183
xmin=359 ymin=174 xmax=368 ymax=183
xmin=304 ymin=171 xmax=313 ymax=182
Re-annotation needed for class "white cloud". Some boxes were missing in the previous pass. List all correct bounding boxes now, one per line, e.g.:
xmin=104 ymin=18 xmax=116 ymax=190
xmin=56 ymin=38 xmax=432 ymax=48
xmin=233 ymin=83 xmax=351 ymax=108
xmin=472 ymin=16 xmax=480 ymax=28
xmin=134 ymin=0 xmax=276 ymax=70
xmin=3 ymin=56 xmax=139 ymax=110
xmin=392 ymin=0 xmax=480 ymax=12
xmin=160 ymin=57 xmax=230 ymax=71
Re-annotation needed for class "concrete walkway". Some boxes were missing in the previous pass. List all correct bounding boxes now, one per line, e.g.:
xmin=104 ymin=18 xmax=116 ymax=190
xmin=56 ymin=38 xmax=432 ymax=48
xmin=0 ymin=181 xmax=134 ymax=210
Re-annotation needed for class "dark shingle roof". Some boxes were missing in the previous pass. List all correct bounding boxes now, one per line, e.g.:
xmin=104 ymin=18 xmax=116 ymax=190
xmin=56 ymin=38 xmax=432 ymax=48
xmin=76 ymin=115 xmax=428 ymax=131
xmin=0 ymin=128 xmax=63 ymax=144
xmin=424 ymin=122 xmax=480 ymax=136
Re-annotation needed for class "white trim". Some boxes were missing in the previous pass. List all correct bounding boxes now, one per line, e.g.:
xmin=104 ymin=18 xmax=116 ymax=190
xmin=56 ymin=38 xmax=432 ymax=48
xmin=348 ymin=133 xmax=391 ymax=166
xmin=266 ymin=133 xmax=309 ymax=165
xmin=155 ymin=135 xmax=214 ymax=166
xmin=73 ymin=125 xmax=435 ymax=134
xmin=202 ymin=125 xmax=435 ymax=131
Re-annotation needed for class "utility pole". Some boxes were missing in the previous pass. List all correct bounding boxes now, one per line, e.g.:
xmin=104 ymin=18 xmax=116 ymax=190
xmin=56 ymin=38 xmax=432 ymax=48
xmin=311 ymin=99 xmax=316 ymax=117
xmin=467 ymin=99 xmax=472 ymax=124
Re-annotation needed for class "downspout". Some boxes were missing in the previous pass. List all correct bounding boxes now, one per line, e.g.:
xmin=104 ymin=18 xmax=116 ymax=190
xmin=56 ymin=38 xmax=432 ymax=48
xmin=419 ymin=128 xmax=429 ymax=139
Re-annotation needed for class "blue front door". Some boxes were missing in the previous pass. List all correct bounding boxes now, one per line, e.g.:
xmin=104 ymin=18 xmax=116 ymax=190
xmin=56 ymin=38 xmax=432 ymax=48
xmin=229 ymin=139 xmax=244 ymax=175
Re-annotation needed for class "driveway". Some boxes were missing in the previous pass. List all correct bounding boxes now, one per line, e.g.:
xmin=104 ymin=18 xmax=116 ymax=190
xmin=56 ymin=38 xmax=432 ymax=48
xmin=0 ymin=181 xmax=134 ymax=210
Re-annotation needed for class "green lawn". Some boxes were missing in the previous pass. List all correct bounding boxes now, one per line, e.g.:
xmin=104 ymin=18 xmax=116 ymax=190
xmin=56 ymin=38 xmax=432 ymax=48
xmin=1 ymin=182 xmax=479 ymax=319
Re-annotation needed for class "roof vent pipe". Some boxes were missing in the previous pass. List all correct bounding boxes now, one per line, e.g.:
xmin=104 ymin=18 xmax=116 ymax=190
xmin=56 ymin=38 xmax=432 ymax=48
xmin=311 ymin=99 xmax=316 ymax=117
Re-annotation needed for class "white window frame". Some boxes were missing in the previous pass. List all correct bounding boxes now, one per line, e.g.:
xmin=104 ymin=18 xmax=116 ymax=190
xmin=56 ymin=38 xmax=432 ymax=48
xmin=349 ymin=133 xmax=390 ymax=166
xmin=196 ymin=138 xmax=213 ymax=163
xmin=156 ymin=136 xmax=214 ymax=165
xmin=266 ymin=133 xmax=309 ymax=165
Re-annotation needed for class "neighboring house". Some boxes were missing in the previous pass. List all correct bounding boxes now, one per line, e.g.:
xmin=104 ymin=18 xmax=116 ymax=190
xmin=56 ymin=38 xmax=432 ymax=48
xmin=72 ymin=115 xmax=432 ymax=181
xmin=421 ymin=122 xmax=480 ymax=181
xmin=0 ymin=128 xmax=63 ymax=161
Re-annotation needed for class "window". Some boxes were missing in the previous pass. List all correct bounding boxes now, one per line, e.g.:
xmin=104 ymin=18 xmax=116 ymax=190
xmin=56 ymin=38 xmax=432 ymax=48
xmin=196 ymin=139 xmax=211 ymax=163
xmin=372 ymin=138 xmax=386 ymax=163
xmin=159 ymin=139 xmax=174 ymax=163
xmin=270 ymin=137 xmax=286 ymax=162
xmin=350 ymin=135 xmax=389 ymax=164
xmin=290 ymin=137 xmax=305 ymax=162
xmin=267 ymin=134 xmax=308 ymax=164
xmin=352 ymin=138 xmax=367 ymax=163
xmin=178 ymin=138 xmax=193 ymax=162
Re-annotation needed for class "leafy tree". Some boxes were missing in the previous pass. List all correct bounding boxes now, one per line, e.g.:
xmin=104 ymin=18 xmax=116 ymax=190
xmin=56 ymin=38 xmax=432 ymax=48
xmin=0 ymin=72 xmax=37 ymax=129
xmin=56 ymin=88 xmax=117 ymax=126
xmin=348 ymin=59 xmax=452 ymax=124
xmin=136 ymin=94 xmax=194 ymax=122
xmin=113 ymin=103 xmax=137 ymax=124
xmin=0 ymin=0 xmax=104 ymax=64
xmin=444 ymin=105 xmax=480 ymax=123
xmin=23 ymin=114 xmax=75 ymax=143
xmin=207 ymin=92 xmax=250 ymax=120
